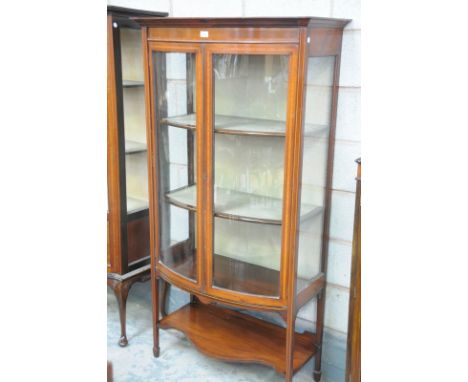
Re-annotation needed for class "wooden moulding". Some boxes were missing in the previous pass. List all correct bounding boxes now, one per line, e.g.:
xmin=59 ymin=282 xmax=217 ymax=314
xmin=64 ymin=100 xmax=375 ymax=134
xmin=159 ymin=302 xmax=318 ymax=375
xmin=135 ymin=17 xmax=350 ymax=29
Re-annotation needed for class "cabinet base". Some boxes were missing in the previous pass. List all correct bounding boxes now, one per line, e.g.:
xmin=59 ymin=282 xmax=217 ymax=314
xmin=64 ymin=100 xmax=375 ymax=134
xmin=159 ymin=302 xmax=318 ymax=375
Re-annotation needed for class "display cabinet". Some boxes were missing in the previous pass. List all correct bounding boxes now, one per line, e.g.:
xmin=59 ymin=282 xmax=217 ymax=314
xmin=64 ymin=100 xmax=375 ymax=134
xmin=107 ymin=6 xmax=167 ymax=347
xmin=137 ymin=17 xmax=350 ymax=381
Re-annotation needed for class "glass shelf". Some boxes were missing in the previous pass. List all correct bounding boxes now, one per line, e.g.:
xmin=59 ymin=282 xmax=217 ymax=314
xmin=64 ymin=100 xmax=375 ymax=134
xmin=125 ymin=140 xmax=147 ymax=154
xmin=122 ymin=79 xmax=144 ymax=87
xmin=166 ymin=185 xmax=322 ymax=225
xmin=127 ymin=197 xmax=148 ymax=214
xmin=162 ymin=113 xmax=328 ymax=137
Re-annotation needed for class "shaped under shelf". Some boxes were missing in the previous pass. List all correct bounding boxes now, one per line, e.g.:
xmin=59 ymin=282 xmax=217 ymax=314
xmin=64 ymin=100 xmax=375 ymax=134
xmin=159 ymin=302 xmax=318 ymax=375
xmin=165 ymin=185 xmax=322 ymax=225
xmin=161 ymin=113 xmax=328 ymax=137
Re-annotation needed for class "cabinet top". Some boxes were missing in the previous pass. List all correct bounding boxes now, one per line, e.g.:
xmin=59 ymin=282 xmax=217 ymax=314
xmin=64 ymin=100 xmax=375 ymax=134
xmin=133 ymin=17 xmax=350 ymax=29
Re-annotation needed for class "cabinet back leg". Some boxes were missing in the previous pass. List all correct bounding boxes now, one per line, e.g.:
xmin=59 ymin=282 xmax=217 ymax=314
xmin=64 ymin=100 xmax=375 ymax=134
xmin=314 ymin=293 xmax=326 ymax=381
xmin=152 ymin=275 xmax=160 ymax=357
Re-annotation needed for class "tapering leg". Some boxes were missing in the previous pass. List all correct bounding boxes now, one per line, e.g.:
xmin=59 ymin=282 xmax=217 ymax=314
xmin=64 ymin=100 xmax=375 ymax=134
xmin=152 ymin=274 xmax=160 ymax=357
xmin=113 ymin=281 xmax=131 ymax=347
xmin=285 ymin=309 xmax=296 ymax=382
xmin=314 ymin=292 xmax=325 ymax=382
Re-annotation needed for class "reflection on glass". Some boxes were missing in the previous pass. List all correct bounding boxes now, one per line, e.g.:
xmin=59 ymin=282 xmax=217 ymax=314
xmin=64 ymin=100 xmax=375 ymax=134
xmin=212 ymin=54 xmax=289 ymax=296
xmin=297 ymin=56 xmax=335 ymax=293
xmin=153 ymin=52 xmax=197 ymax=281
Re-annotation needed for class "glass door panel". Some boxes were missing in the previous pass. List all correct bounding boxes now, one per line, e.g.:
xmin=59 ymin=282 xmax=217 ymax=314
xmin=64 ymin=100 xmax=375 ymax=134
xmin=211 ymin=53 xmax=290 ymax=297
xmin=152 ymin=50 xmax=198 ymax=282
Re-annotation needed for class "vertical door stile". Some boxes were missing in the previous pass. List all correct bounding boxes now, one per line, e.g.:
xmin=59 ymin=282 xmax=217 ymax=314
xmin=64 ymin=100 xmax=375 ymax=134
xmin=197 ymin=43 xmax=206 ymax=290
xmin=203 ymin=42 xmax=213 ymax=294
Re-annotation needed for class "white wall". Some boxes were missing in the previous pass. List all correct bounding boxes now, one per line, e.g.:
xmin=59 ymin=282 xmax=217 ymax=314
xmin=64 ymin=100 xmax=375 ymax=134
xmin=109 ymin=0 xmax=360 ymax=379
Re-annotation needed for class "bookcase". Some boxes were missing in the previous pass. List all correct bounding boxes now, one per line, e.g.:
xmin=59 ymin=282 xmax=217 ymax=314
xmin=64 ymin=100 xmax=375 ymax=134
xmin=107 ymin=6 xmax=167 ymax=347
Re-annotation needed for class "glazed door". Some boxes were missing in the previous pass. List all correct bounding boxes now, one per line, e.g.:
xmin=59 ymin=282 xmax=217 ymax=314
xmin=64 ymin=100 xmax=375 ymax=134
xmin=149 ymin=43 xmax=203 ymax=289
xmin=204 ymin=44 xmax=299 ymax=306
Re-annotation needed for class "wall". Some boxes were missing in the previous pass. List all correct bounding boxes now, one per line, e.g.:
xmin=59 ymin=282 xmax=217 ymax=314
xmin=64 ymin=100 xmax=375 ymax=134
xmin=108 ymin=1 xmax=360 ymax=380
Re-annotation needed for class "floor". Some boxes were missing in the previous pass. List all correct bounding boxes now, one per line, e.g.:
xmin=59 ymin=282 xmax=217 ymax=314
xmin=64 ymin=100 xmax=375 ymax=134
xmin=107 ymin=282 xmax=321 ymax=382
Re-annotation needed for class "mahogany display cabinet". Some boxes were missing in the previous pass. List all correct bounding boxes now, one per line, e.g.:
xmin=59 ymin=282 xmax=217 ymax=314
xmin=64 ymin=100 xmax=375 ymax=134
xmin=136 ymin=17 xmax=350 ymax=381
xmin=107 ymin=6 xmax=167 ymax=347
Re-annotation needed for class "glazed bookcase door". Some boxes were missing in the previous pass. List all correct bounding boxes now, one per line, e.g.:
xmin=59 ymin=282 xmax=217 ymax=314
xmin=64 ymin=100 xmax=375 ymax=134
xmin=119 ymin=25 xmax=151 ymax=269
xmin=204 ymin=44 xmax=299 ymax=306
xmin=149 ymin=43 xmax=203 ymax=288
xmin=108 ymin=17 xmax=152 ymax=274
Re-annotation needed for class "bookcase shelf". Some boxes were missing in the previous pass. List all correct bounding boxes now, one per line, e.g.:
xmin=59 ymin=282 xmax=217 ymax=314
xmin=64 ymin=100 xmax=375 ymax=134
xmin=125 ymin=140 xmax=147 ymax=154
xmin=162 ymin=113 xmax=328 ymax=137
xmin=122 ymin=79 xmax=145 ymax=87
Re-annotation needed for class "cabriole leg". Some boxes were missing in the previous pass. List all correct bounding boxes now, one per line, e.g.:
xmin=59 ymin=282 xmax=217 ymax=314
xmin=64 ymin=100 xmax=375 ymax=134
xmin=110 ymin=280 xmax=131 ymax=347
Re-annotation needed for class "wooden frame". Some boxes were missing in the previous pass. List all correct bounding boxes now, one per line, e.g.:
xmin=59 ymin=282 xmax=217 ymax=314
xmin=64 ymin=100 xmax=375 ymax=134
xmin=138 ymin=17 xmax=350 ymax=381
xmin=107 ymin=6 xmax=167 ymax=347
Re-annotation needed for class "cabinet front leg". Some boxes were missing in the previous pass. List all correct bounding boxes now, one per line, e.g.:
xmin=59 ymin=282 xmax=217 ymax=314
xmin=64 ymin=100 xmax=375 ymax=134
xmin=284 ymin=310 xmax=296 ymax=382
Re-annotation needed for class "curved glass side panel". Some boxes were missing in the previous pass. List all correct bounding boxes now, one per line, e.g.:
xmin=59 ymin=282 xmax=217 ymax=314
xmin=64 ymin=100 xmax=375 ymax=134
xmin=297 ymin=56 xmax=335 ymax=293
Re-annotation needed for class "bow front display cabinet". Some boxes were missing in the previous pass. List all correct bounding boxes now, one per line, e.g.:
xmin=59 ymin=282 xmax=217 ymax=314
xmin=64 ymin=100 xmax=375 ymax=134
xmin=136 ymin=17 xmax=350 ymax=381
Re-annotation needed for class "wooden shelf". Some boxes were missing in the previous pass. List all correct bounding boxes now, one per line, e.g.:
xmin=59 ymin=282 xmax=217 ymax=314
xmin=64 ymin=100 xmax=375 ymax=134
xmin=122 ymin=79 xmax=144 ymax=87
xmin=127 ymin=197 xmax=148 ymax=214
xmin=165 ymin=185 xmax=322 ymax=225
xmin=162 ymin=242 xmax=311 ymax=296
xmin=159 ymin=302 xmax=317 ymax=375
xmin=125 ymin=140 xmax=147 ymax=154
xmin=162 ymin=113 xmax=328 ymax=137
